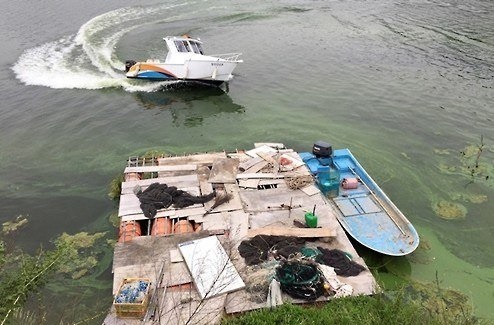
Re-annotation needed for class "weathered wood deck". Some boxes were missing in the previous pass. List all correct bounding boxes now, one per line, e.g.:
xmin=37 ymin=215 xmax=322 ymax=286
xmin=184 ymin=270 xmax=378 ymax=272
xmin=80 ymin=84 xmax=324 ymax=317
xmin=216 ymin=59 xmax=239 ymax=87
xmin=103 ymin=144 xmax=377 ymax=325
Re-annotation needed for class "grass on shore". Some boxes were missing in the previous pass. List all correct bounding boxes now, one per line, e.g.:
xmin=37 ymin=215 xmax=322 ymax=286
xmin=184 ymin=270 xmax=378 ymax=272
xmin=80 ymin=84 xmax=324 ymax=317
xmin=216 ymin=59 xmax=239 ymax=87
xmin=221 ymin=287 xmax=490 ymax=325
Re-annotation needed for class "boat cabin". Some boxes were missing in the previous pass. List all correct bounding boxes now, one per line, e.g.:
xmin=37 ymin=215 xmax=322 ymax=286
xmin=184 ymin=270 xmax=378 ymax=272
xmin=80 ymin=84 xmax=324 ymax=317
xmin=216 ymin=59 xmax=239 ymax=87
xmin=164 ymin=35 xmax=205 ymax=62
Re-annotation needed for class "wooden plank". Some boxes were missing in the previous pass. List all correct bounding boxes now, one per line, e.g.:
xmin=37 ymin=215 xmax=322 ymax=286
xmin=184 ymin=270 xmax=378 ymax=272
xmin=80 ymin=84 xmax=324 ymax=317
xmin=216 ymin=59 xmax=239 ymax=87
xmin=238 ymin=189 xmax=310 ymax=213
xmin=245 ymin=145 xmax=277 ymax=158
xmin=254 ymin=142 xmax=285 ymax=149
xmin=208 ymin=158 xmax=239 ymax=183
xmin=258 ymin=179 xmax=287 ymax=186
xmin=202 ymin=212 xmax=230 ymax=232
xmin=157 ymin=152 xmax=227 ymax=166
xmin=170 ymin=249 xmax=183 ymax=263
xmin=122 ymin=174 xmax=198 ymax=191
xmin=121 ymin=175 xmax=199 ymax=194
xmin=124 ymin=164 xmax=197 ymax=173
xmin=118 ymin=187 xmax=202 ymax=216
xmin=118 ymin=194 xmax=142 ymax=216
xmin=214 ymin=183 xmax=243 ymax=212
xmin=247 ymin=226 xmax=335 ymax=238
xmin=158 ymin=290 xmax=226 ymax=325
xmin=238 ymin=156 xmax=264 ymax=172
xmin=242 ymin=160 xmax=269 ymax=174
xmin=238 ymin=179 xmax=260 ymax=189
xmin=166 ymin=262 xmax=192 ymax=286
xmin=228 ymin=210 xmax=250 ymax=239
xmin=121 ymin=206 xmax=207 ymax=221
xmin=301 ymin=184 xmax=321 ymax=196
xmin=236 ymin=173 xmax=284 ymax=179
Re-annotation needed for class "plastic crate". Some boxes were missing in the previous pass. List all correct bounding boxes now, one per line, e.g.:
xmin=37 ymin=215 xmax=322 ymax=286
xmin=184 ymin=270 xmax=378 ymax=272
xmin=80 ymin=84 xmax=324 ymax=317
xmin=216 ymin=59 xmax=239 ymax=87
xmin=113 ymin=278 xmax=151 ymax=319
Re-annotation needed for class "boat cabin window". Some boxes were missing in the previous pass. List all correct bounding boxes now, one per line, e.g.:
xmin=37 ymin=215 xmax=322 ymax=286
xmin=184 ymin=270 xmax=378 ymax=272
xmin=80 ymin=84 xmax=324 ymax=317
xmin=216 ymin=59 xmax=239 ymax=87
xmin=174 ymin=40 xmax=188 ymax=53
xmin=189 ymin=41 xmax=204 ymax=54
xmin=197 ymin=42 xmax=204 ymax=55
xmin=183 ymin=41 xmax=191 ymax=52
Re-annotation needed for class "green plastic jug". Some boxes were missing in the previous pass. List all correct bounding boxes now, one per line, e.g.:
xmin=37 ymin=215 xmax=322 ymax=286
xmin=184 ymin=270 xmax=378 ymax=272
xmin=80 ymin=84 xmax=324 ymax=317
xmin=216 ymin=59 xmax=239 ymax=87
xmin=304 ymin=212 xmax=318 ymax=228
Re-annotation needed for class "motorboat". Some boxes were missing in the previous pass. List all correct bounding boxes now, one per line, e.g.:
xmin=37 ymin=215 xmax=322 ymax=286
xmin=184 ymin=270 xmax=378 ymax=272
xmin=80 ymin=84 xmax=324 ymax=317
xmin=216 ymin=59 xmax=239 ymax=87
xmin=124 ymin=35 xmax=243 ymax=86
xmin=300 ymin=141 xmax=420 ymax=256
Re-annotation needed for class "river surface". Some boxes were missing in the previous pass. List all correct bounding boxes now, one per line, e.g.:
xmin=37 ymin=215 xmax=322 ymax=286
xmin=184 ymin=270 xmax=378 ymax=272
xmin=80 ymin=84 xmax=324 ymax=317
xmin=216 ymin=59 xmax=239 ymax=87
xmin=1 ymin=0 xmax=493 ymax=322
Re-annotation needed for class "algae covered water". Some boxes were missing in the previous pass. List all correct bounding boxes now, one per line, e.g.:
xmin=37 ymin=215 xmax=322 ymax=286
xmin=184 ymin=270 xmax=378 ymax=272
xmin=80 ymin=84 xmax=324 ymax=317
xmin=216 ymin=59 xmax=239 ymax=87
xmin=1 ymin=0 xmax=493 ymax=322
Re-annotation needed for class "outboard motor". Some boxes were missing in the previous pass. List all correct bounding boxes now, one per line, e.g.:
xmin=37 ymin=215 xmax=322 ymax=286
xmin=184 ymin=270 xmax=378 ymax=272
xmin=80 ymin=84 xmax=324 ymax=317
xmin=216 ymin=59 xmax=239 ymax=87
xmin=312 ymin=141 xmax=333 ymax=166
xmin=125 ymin=60 xmax=137 ymax=72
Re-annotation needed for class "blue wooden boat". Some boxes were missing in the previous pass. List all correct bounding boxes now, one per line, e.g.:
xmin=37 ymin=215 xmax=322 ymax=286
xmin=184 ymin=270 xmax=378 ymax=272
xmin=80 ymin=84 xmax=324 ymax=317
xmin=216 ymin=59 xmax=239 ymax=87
xmin=300 ymin=142 xmax=419 ymax=256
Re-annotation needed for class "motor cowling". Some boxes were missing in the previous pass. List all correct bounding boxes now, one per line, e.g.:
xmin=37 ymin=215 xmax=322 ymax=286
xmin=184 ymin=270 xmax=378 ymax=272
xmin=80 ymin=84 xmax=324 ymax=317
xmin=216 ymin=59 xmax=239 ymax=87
xmin=312 ymin=141 xmax=332 ymax=158
xmin=125 ymin=60 xmax=137 ymax=72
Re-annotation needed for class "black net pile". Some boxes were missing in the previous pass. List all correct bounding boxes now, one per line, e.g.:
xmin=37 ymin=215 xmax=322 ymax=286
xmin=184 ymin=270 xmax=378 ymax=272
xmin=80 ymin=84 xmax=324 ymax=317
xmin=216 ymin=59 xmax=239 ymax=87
xmin=237 ymin=235 xmax=306 ymax=265
xmin=136 ymin=183 xmax=215 ymax=219
xmin=276 ymin=261 xmax=324 ymax=301
xmin=316 ymin=247 xmax=366 ymax=277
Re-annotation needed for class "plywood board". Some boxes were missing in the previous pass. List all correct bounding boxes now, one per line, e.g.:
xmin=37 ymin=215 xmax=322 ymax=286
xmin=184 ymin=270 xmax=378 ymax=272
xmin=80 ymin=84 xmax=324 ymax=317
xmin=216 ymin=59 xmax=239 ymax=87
xmin=178 ymin=236 xmax=245 ymax=299
xmin=208 ymin=158 xmax=239 ymax=183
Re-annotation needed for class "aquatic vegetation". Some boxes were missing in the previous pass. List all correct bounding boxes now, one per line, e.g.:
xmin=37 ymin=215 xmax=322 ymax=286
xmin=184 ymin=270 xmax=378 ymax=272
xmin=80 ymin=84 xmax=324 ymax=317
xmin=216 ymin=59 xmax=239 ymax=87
xmin=400 ymin=152 xmax=411 ymax=160
xmin=384 ymin=256 xmax=412 ymax=279
xmin=432 ymin=200 xmax=467 ymax=220
xmin=406 ymin=278 xmax=476 ymax=323
xmin=451 ymin=193 xmax=488 ymax=204
xmin=108 ymin=211 xmax=120 ymax=228
xmin=2 ymin=215 xmax=28 ymax=235
xmin=435 ymin=136 xmax=493 ymax=186
xmin=108 ymin=173 xmax=124 ymax=200
xmin=433 ymin=149 xmax=451 ymax=155
xmin=142 ymin=149 xmax=167 ymax=159
xmin=0 ymin=239 xmax=70 ymax=323
xmin=408 ymin=238 xmax=433 ymax=265
xmin=54 ymin=232 xmax=107 ymax=280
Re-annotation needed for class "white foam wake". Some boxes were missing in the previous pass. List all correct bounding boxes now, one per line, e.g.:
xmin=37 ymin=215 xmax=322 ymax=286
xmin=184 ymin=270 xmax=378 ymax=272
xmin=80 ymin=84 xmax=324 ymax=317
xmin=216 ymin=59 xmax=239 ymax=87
xmin=11 ymin=2 xmax=191 ymax=92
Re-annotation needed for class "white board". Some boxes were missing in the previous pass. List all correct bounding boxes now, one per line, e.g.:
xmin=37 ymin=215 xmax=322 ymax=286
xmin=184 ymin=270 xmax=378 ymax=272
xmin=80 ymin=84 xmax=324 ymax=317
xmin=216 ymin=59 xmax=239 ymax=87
xmin=178 ymin=236 xmax=245 ymax=299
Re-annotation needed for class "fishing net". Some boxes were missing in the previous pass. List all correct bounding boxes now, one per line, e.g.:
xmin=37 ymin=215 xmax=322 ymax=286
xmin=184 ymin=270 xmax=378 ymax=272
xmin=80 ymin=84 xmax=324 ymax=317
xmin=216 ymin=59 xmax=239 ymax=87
xmin=285 ymin=175 xmax=314 ymax=190
xmin=238 ymin=235 xmax=306 ymax=265
xmin=135 ymin=182 xmax=216 ymax=218
xmin=316 ymin=247 xmax=366 ymax=277
xmin=275 ymin=261 xmax=324 ymax=301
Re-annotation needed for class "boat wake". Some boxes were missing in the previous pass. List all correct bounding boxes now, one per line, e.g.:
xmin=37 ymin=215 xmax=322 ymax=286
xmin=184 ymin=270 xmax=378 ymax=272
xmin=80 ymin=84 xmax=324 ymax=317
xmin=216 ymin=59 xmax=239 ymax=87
xmin=11 ymin=2 xmax=193 ymax=92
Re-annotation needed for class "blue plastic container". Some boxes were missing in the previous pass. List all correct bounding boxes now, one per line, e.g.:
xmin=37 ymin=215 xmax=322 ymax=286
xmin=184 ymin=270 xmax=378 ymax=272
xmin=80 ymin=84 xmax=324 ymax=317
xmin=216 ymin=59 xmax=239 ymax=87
xmin=317 ymin=166 xmax=340 ymax=198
